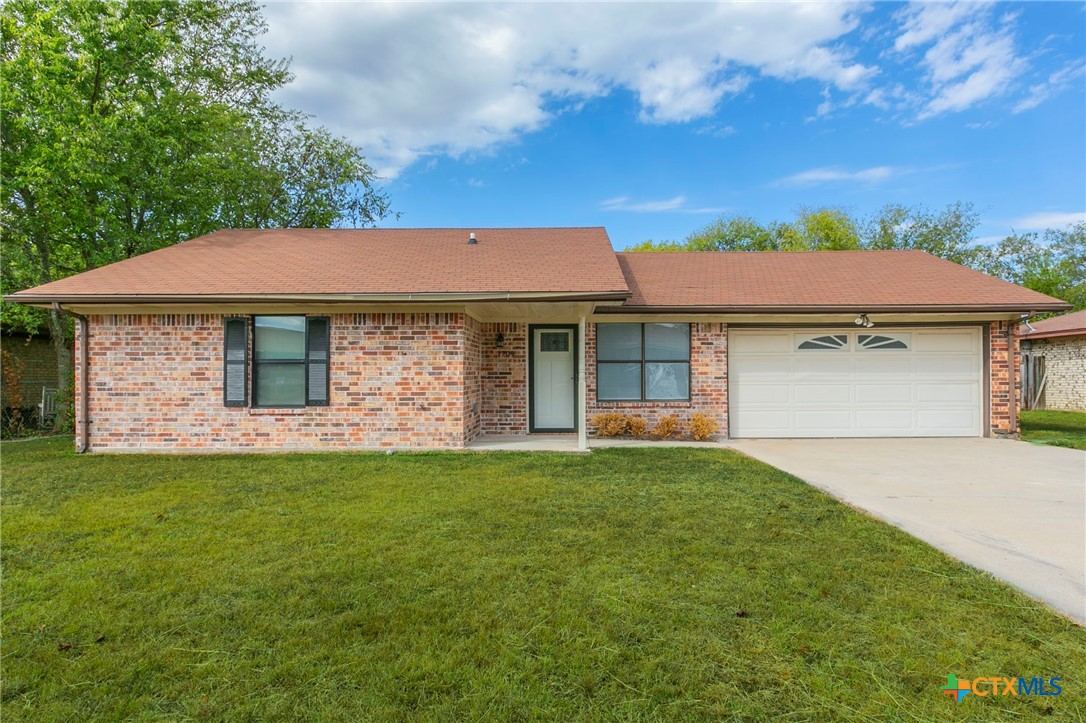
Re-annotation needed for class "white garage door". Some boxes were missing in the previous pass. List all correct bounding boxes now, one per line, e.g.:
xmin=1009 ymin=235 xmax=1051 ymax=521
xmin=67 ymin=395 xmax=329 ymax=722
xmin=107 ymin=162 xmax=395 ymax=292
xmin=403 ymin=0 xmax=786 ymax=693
xmin=729 ymin=328 xmax=982 ymax=438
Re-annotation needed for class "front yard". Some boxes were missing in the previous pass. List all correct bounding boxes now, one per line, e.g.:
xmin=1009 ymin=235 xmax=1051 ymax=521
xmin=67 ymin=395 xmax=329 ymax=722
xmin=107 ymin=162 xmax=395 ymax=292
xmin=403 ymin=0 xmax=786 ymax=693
xmin=2 ymin=438 xmax=1083 ymax=720
xmin=1020 ymin=409 xmax=1086 ymax=450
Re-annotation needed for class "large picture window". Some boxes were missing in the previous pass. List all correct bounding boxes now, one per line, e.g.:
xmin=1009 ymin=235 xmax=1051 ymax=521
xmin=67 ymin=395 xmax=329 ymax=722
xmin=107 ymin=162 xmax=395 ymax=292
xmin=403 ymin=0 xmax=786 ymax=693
xmin=250 ymin=316 xmax=330 ymax=407
xmin=597 ymin=323 xmax=690 ymax=401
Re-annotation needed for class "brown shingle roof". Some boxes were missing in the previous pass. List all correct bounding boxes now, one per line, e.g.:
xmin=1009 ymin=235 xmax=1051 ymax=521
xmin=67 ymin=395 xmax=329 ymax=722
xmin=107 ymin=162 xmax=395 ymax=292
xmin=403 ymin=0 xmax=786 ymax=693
xmin=7 ymin=228 xmax=631 ymax=301
xmin=613 ymin=250 xmax=1069 ymax=312
xmin=1018 ymin=310 xmax=1086 ymax=339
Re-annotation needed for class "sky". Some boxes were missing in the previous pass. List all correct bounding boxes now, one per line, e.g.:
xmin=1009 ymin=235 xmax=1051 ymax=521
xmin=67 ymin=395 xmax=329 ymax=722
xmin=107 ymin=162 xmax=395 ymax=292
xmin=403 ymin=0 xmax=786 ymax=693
xmin=261 ymin=1 xmax=1086 ymax=250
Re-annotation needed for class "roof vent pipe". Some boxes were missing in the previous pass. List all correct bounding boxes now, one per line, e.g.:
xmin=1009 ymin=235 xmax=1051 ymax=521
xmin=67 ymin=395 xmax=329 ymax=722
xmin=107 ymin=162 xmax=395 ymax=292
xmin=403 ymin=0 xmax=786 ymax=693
xmin=468 ymin=232 xmax=477 ymax=244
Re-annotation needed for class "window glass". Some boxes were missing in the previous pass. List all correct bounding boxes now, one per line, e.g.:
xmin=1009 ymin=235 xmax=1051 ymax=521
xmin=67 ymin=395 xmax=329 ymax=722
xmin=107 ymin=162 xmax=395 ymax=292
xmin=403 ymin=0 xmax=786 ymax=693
xmin=598 ymin=363 xmax=642 ymax=400
xmin=796 ymin=334 xmax=848 ymax=350
xmin=540 ymin=331 xmax=570 ymax=352
xmin=255 ymin=363 xmax=305 ymax=406
xmin=858 ymin=333 xmax=910 ymax=350
xmin=645 ymin=363 xmax=689 ymax=400
xmin=597 ymin=324 xmax=642 ymax=360
xmin=645 ymin=323 xmax=690 ymax=360
xmin=255 ymin=316 xmax=305 ymax=360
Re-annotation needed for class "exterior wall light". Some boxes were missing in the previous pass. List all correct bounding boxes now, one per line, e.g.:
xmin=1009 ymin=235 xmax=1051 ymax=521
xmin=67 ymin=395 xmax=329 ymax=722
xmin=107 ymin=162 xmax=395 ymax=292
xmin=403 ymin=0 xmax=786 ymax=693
xmin=495 ymin=332 xmax=506 ymax=348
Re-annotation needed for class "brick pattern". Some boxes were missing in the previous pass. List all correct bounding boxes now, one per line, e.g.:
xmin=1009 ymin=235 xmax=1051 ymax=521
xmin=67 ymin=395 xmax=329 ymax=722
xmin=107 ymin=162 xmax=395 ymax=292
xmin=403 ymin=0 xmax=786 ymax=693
xmin=1028 ymin=336 xmax=1086 ymax=411
xmin=585 ymin=322 xmax=729 ymax=439
xmin=463 ymin=315 xmax=483 ymax=442
xmin=989 ymin=320 xmax=1019 ymax=437
xmin=73 ymin=315 xmax=1022 ymax=450
xmin=479 ymin=323 xmax=528 ymax=435
xmin=79 ymin=313 xmax=474 ymax=450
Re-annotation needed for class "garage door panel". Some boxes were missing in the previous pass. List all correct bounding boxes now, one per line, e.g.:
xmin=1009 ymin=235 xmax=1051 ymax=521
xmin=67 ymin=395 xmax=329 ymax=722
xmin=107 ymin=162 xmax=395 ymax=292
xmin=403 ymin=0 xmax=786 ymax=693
xmin=855 ymin=409 xmax=914 ymax=431
xmin=731 ymin=384 xmax=790 ymax=404
xmin=730 ymin=328 xmax=982 ymax=438
xmin=793 ymin=357 xmax=851 ymax=375
xmin=794 ymin=410 xmax=851 ymax=432
xmin=916 ymin=382 xmax=977 ymax=403
xmin=916 ymin=355 xmax=978 ymax=376
xmin=854 ymin=357 xmax=913 ymax=376
xmin=855 ymin=383 xmax=912 ymax=403
xmin=917 ymin=408 xmax=977 ymax=432
xmin=730 ymin=356 xmax=791 ymax=376
xmin=794 ymin=384 xmax=850 ymax=403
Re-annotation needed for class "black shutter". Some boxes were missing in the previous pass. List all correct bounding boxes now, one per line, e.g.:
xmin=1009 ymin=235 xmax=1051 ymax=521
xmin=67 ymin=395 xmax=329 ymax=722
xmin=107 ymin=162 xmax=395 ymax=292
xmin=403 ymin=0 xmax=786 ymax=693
xmin=223 ymin=317 xmax=248 ymax=407
xmin=306 ymin=317 xmax=330 ymax=406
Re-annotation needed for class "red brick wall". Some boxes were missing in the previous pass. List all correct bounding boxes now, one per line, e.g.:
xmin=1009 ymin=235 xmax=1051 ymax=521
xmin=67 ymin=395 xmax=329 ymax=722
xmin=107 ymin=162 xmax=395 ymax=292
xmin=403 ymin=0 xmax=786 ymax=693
xmin=479 ymin=323 xmax=528 ymax=435
xmin=463 ymin=315 xmax=483 ymax=443
xmin=585 ymin=322 xmax=729 ymax=438
xmin=989 ymin=320 xmax=1019 ymax=437
xmin=79 ymin=313 xmax=475 ymax=451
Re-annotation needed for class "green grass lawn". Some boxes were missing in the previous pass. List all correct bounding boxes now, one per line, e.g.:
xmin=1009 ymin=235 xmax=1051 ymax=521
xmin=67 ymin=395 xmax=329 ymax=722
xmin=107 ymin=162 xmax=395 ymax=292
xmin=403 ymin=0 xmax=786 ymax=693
xmin=3 ymin=438 xmax=1083 ymax=720
xmin=1020 ymin=409 xmax=1086 ymax=450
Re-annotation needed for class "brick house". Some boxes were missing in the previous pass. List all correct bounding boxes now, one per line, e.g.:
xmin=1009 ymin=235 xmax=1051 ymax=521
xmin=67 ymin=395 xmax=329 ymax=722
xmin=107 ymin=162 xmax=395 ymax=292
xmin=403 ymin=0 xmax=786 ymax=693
xmin=1019 ymin=310 xmax=1086 ymax=412
xmin=4 ymin=227 xmax=1070 ymax=452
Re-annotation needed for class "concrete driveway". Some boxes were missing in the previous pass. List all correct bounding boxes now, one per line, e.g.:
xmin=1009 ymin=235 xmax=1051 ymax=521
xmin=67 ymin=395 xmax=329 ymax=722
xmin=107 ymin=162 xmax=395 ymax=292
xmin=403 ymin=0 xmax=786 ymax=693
xmin=727 ymin=438 xmax=1086 ymax=624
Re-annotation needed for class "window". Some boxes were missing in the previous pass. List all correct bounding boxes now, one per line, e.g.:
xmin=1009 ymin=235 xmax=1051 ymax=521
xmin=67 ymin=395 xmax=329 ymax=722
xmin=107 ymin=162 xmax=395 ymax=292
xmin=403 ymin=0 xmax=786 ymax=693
xmin=247 ymin=316 xmax=330 ymax=407
xmin=796 ymin=334 xmax=848 ymax=351
xmin=597 ymin=323 xmax=690 ymax=401
xmin=858 ymin=333 xmax=910 ymax=350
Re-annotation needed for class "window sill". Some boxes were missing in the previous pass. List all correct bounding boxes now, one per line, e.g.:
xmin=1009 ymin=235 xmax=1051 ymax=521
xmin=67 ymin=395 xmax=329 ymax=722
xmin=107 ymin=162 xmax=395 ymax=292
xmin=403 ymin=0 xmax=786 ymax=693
xmin=249 ymin=407 xmax=308 ymax=416
xmin=594 ymin=400 xmax=693 ymax=408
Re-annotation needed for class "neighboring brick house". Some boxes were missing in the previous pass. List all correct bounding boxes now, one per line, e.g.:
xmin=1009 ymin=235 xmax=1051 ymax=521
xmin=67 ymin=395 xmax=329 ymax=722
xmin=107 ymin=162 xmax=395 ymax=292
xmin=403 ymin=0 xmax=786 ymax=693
xmin=1019 ymin=310 xmax=1086 ymax=412
xmin=4 ymin=227 xmax=1070 ymax=452
xmin=1 ymin=327 xmax=56 ymax=415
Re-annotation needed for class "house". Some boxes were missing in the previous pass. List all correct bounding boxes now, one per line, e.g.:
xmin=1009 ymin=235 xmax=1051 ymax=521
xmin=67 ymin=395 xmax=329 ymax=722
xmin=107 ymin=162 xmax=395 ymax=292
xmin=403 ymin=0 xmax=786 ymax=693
xmin=1018 ymin=310 xmax=1086 ymax=412
xmin=3 ymin=227 xmax=1070 ymax=452
xmin=1 ymin=325 xmax=56 ymax=425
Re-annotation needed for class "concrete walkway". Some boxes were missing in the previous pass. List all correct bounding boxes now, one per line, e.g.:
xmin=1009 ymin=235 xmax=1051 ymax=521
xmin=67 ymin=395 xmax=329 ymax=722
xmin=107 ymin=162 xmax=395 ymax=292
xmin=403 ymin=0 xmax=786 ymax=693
xmin=727 ymin=438 xmax=1086 ymax=624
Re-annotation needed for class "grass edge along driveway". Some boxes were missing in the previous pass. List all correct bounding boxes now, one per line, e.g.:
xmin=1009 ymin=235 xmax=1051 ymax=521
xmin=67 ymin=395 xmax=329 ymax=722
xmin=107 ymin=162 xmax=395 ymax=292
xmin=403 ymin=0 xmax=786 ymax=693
xmin=2 ymin=437 xmax=1083 ymax=720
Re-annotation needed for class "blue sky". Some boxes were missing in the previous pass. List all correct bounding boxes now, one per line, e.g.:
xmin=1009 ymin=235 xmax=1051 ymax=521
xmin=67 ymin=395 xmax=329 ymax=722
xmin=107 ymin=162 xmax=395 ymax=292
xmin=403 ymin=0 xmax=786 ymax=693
xmin=263 ymin=2 xmax=1085 ymax=249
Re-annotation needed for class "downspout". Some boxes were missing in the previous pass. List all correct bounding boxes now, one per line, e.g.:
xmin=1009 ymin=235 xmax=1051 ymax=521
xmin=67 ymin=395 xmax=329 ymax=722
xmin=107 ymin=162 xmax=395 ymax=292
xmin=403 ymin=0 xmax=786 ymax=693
xmin=53 ymin=302 xmax=89 ymax=453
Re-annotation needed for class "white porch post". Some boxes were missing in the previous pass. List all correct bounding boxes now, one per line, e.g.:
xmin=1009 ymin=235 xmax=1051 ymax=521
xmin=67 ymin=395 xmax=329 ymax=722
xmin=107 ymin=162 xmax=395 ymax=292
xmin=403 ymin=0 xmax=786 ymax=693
xmin=578 ymin=313 xmax=588 ymax=450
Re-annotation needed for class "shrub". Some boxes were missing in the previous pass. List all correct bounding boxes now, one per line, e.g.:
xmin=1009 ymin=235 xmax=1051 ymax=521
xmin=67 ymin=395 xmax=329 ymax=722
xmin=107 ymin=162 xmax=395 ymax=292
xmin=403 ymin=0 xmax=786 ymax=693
xmin=592 ymin=413 xmax=627 ymax=437
xmin=625 ymin=416 xmax=648 ymax=438
xmin=652 ymin=415 xmax=681 ymax=439
xmin=689 ymin=413 xmax=719 ymax=441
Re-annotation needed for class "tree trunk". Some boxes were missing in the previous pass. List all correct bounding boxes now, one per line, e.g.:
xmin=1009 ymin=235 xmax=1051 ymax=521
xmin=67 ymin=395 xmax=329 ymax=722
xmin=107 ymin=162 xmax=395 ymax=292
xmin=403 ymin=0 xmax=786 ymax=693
xmin=47 ymin=308 xmax=74 ymax=432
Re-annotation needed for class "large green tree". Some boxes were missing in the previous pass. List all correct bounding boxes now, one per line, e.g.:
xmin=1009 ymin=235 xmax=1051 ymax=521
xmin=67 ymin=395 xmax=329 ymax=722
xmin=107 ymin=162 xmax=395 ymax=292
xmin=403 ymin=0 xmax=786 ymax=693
xmin=1 ymin=0 xmax=391 ymax=426
xmin=630 ymin=203 xmax=1083 ymax=310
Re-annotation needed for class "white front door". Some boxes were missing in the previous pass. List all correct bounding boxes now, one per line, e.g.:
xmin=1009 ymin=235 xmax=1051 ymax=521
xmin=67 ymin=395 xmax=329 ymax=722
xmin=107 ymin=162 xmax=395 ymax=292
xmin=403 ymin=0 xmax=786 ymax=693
xmin=532 ymin=327 xmax=576 ymax=431
xmin=729 ymin=328 xmax=983 ymax=438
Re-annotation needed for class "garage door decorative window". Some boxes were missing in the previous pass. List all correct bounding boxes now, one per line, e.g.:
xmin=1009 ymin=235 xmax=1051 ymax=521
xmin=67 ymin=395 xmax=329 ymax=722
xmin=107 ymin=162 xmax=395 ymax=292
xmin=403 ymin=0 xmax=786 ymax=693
xmin=796 ymin=334 xmax=848 ymax=350
xmin=858 ymin=334 xmax=910 ymax=350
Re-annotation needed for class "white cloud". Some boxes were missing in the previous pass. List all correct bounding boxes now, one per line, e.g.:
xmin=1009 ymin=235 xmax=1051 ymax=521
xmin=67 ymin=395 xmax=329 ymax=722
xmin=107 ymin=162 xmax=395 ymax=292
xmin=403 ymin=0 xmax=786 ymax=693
xmin=1008 ymin=211 xmax=1086 ymax=230
xmin=891 ymin=2 xmax=1030 ymax=120
xmin=262 ymin=2 xmax=874 ymax=176
xmin=774 ymin=165 xmax=906 ymax=187
xmin=600 ymin=196 xmax=724 ymax=214
xmin=1013 ymin=61 xmax=1086 ymax=113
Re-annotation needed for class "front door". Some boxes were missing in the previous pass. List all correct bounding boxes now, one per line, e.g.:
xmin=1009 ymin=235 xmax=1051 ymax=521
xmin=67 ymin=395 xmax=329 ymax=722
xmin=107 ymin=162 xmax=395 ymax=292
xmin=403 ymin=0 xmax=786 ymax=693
xmin=531 ymin=326 xmax=576 ymax=432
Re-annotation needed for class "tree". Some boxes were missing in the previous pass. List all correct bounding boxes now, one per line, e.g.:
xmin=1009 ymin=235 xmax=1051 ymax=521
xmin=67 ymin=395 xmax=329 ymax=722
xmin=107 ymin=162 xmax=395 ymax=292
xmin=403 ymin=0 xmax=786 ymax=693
xmin=631 ymin=203 xmax=1084 ymax=310
xmin=1 ymin=0 xmax=392 ymax=428
xmin=978 ymin=223 xmax=1086 ymax=311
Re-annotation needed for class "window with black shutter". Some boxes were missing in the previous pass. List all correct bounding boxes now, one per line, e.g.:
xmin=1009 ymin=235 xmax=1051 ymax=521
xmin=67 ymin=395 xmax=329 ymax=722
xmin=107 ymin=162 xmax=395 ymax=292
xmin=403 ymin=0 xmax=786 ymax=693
xmin=306 ymin=317 xmax=330 ymax=406
xmin=223 ymin=317 xmax=249 ymax=407
xmin=231 ymin=315 xmax=331 ymax=408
